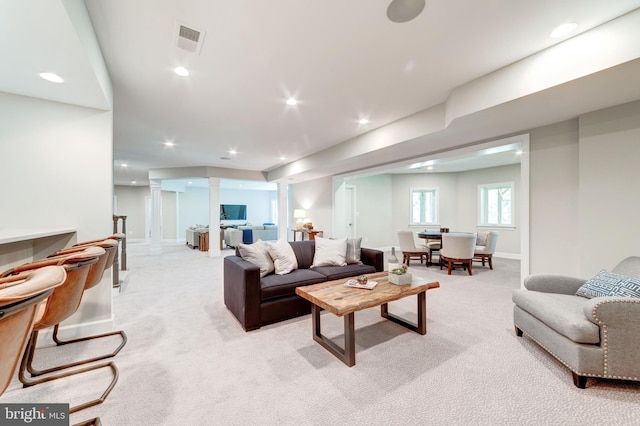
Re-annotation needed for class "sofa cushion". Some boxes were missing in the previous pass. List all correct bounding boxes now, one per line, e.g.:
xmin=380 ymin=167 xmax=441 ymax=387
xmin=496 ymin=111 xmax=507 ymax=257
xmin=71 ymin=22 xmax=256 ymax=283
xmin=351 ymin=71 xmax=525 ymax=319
xmin=512 ymin=289 xmax=600 ymax=344
xmin=238 ymin=239 xmax=274 ymax=278
xmin=260 ymin=269 xmax=327 ymax=300
xmin=311 ymin=237 xmax=347 ymax=267
xmin=345 ymin=237 xmax=363 ymax=265
xmin=312 ymin=263 xmax=376 ymax=281
xmin=267 ymin=239 xmax=298 ymax=275
xmin=576 ymin=269 xmax=640 ymax=299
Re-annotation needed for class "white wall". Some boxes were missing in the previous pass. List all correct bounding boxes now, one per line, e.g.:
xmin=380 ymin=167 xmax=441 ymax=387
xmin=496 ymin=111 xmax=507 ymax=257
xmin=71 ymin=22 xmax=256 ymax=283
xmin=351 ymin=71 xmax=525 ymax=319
xmin=220 ymin=188 xmax=277 ymax=225
xmin=291 ymin=176 xmax=334 ymax=239
xmin=179 ymin=186 xmax=210 ymax=232
xmin=578 ymin=100 xmax=640 ymax=276
xmin=339 ymin=165 xmax=521 ymax=256
xmin=457 ymin=164 xmax=521 ymax=255
xmin=529 ymin=120 xmax=580 ymax=275
xmin=114 ymin=185 xmax=148 ymax=240
xmin=0 ymin=91 xmax=113 ymax=334
xmin=391 ymin=173 xmax=460 ymax=235
xmin=337 ymin=174 xmax=394 ymax=248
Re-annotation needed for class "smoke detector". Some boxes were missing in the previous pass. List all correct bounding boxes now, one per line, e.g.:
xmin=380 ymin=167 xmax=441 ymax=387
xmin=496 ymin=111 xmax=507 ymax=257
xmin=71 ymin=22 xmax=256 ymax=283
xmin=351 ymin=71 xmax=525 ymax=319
xmin=175 ymin=21 xmax=205 ymax=55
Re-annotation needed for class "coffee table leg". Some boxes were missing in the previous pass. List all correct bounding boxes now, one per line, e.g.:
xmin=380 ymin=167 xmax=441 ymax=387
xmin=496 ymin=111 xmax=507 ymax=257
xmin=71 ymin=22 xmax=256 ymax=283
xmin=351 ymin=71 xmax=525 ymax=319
xmin=380 ymin=291 xmax=427 ymax=335
xmin=311 ymin=304 xmax=356 ymax=367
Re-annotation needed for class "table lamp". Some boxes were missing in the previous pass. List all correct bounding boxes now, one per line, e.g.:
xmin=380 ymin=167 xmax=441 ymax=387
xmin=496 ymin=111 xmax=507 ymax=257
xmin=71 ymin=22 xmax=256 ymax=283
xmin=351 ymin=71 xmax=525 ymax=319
xmin=293 ymin=209 xmax=306 ymax=230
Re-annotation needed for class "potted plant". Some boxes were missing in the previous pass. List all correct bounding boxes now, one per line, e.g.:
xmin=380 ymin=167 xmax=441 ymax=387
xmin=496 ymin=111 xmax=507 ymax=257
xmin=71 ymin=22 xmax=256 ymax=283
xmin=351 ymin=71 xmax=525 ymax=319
xmin=388 ymin=264 xmax=412 ymax=285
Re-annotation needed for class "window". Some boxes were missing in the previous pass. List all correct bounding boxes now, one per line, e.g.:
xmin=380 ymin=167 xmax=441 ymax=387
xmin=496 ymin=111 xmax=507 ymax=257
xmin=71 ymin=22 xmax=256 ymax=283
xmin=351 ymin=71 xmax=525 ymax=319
xmin=410 ymin=188 xmax=438 ymax=225
xmin=479 ymin=182 xmax=513 ymax=226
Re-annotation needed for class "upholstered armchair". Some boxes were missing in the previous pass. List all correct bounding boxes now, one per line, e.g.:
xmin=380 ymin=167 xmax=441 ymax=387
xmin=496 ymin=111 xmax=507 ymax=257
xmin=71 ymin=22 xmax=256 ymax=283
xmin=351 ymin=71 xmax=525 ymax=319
xmin=474 ymin=230 xmax=498 ymax=269
xmin=397 ymin=229 xmax=430 ymax=266
xmin=513 ymin=256 xmax=640 ymax=388
xmin=440 ymin=233 xmax=477 ymax=275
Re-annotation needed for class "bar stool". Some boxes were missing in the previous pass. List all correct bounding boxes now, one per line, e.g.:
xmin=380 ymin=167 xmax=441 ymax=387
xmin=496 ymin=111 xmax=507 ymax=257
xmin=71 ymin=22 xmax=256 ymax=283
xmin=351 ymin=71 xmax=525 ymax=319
xmin=0 ymin=266 xmax=66 ymax=396
xmin=49 ymin=239 xmax=127 ymax=368
xmin=1 ymin=247 xmax=119 ymax=414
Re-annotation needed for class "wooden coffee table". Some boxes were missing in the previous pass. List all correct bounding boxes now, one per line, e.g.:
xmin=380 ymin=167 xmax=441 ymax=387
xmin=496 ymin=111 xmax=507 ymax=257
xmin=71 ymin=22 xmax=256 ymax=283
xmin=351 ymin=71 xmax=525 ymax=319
xmin=295 ymin=271 xmax=440 ymax=366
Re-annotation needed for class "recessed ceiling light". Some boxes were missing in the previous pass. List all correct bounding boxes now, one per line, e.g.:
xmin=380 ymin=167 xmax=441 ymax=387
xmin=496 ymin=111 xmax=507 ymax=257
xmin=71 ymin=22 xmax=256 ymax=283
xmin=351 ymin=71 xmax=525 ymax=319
xmin=359 ymin=118 xmax=369 ymax=125
xmin=188 ymin=181 xmax=193 ymax=185
xmin=121 ymin=163 xmax=128 ymax=167
xmin=164 ymin=141 xmax=175 ymax=147
xmin=286 ymin=98 xmax=297 ymax=106
xmin=131 ymin=180 xmax=136 ymax=185
xmin=280 ymin=156 xmax=286 ymax=161
xmin=229 ymin=149 xmax=237 ymax=155
xmin=39 ymin=72 xmax=64 ymax=83
xmin=174 ymin=66 xmax=189 ymax=77
xmin=550 ymin=23 xmax=578 ymax=38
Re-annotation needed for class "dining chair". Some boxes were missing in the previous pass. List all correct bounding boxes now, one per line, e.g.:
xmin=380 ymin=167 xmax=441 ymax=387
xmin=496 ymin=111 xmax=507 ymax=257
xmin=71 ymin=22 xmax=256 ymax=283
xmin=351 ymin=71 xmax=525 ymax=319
xmin=397 ymin=229 xmax=430 ymax=266
xmin=440 ymin=233 xmax=477 ymax=275
xmin=473 ymin=231 xmax=498 ymax=270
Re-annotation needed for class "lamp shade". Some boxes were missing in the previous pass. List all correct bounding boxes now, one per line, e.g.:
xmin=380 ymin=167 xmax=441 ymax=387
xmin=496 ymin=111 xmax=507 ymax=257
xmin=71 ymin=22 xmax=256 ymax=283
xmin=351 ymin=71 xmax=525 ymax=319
xmin=293 ymin=209 xmax=306 ymax=219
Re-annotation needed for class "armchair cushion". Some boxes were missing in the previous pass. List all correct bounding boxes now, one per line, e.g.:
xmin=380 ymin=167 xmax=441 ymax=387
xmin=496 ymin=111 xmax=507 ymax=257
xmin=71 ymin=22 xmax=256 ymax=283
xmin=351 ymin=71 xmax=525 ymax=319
xmin=576 ymin=269 xmax=640 ymax=299
xmin=512 ymin=290 xmax=600 ymax=344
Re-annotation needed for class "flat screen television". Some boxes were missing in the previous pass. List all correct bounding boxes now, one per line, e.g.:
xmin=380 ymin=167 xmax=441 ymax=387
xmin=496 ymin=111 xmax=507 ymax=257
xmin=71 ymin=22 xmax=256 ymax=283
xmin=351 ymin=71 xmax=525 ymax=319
xmin=220 ymin=204 xmax=247 ymax=221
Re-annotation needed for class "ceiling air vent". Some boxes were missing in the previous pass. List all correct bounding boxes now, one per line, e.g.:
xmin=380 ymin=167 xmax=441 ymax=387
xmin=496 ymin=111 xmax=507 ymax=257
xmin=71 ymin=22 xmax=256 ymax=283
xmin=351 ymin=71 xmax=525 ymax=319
xmin=175 ymin=21 xmax=205 ymax=55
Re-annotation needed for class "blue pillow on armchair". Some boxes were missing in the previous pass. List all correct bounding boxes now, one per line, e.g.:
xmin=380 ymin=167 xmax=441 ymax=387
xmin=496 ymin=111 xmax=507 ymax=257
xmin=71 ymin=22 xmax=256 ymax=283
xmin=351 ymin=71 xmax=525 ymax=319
xmin=576 ymin=269 xmax=640 ymax=299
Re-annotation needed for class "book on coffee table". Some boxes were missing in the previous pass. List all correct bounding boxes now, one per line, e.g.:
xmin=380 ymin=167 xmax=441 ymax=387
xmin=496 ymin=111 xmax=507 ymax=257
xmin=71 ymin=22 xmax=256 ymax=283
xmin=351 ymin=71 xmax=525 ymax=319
xmin=343 ymin=279 xmax=378 ymax=290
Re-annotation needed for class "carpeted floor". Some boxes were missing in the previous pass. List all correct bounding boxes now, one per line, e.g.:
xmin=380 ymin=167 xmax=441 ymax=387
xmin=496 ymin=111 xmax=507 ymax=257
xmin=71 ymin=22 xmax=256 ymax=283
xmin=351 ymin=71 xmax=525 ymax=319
xmin=3 ymin=242 xmax=640 ymax=425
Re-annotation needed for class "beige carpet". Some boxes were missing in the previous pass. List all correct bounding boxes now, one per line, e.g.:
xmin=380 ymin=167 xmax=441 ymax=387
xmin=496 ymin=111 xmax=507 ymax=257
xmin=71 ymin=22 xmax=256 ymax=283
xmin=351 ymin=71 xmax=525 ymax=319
xmin=3 ymin=242 xmax=640 ymax=425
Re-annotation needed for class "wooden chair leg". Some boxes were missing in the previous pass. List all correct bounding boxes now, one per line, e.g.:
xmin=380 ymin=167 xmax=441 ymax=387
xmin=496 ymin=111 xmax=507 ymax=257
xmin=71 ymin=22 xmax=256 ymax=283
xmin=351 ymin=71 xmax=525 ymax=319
xmin=488 ymin=255 xmax=493 ymax=270
xmin=467 ymin=260 xmax=473 ymax=275
xmin=572 ymin=372 xmax=588 ymax=389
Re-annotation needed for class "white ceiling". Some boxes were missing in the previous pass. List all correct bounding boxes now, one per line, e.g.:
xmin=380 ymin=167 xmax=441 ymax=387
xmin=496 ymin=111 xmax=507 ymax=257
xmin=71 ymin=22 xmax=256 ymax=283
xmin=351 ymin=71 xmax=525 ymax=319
xmin=3 ymin=1 xmax=640 ymax=186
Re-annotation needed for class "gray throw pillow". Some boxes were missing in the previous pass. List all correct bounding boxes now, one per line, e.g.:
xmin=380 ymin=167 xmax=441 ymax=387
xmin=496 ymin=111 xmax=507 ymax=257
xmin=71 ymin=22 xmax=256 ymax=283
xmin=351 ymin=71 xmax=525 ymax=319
xmin=345 ymin=237 xmax=363 ymax=265
xmin=267 ymin=239 xmax=298 ymax=275
xmin=238 ymin=239 xmax=274 ymax=278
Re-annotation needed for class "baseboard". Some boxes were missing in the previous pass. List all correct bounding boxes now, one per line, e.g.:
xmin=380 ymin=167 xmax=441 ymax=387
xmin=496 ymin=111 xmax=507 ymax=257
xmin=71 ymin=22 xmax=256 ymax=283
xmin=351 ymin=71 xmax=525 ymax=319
xmin=36 ymin=317 xmax=116 ymax=348
xmin=495 ymin=252 xmax=521 ymax=260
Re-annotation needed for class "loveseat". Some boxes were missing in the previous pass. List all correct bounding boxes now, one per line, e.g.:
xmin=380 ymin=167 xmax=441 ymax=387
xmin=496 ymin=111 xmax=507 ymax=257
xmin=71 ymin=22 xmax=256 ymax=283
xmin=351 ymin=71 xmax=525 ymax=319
xmin=238 ymin=224 xmax=278 ymax=244
xmin=224 ymin=240 xmax=383 ymax=331
xmin=513 ymin=256 xmax=640 ymax=388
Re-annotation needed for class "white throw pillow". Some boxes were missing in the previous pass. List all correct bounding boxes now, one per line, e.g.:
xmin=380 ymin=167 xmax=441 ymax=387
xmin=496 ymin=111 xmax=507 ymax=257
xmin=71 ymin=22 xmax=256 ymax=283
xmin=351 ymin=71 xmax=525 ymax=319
xmin=267 ymin=239 xmax=298 ymax=275
xmin=238 ymin=239 xmax=274 ymax=278
xmin=345 ymin=237 xmax=363 ymax=265
xmin=311 ymin=237 xmax=347 ymax=268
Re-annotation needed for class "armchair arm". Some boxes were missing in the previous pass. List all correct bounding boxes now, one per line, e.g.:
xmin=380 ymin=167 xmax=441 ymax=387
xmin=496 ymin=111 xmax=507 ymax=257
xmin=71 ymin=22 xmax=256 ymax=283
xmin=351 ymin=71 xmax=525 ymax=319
xmin=223 ymin=256 xmax=262 ymax=331
xmin=583 ymin=297 xmax=640 ymax=379
xmin=523 ymin=274 xmax=586 ymax=295
xmin=361 ymin=247 xmax=384 ymax=272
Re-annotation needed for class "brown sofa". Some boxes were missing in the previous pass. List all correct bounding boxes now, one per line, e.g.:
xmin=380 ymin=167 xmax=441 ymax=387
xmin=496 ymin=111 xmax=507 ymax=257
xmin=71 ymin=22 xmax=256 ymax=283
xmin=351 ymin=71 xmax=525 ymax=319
xmin=224 ymin=240 xmax=384 ymax=331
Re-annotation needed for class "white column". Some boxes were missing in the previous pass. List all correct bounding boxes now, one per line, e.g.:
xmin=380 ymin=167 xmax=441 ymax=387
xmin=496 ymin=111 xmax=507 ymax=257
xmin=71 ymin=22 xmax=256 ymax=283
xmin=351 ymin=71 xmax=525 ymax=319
xmin=208 ymin=177 xmax=222 ymax=257
xmin=277 ymin=182 xmax=289 ymax=241
xmin=149 ymin=179 xmax=162 ymax=255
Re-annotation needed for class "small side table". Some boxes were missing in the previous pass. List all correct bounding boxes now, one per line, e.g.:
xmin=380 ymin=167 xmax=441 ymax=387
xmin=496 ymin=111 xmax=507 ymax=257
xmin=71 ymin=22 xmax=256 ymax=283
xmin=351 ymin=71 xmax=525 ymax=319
xmin=292 ymin=229 xmax=323 ymax=241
